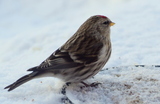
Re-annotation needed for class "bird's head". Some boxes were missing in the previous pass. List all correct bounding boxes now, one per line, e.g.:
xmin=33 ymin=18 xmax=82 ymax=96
xmin=77 ymin=15 xmax=115 ymax=38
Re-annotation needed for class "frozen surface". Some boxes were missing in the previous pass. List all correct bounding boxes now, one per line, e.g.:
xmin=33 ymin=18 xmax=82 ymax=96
xmin=1 ymin=0 xmax=160 ymax=104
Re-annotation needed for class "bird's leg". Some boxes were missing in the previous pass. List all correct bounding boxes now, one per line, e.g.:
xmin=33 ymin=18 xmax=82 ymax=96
xmin=61 ymin=82 xmax=71 ymax=95
xmin=81 ymin=81 xmax=101 ymax=88
xmin=81 ymin=82 xmax=89 ymax=87
xmin=61 ymin=82 xmax=74 ymax=104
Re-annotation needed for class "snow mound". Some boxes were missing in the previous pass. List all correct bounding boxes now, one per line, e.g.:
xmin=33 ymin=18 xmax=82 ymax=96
xmin=66 ymin=66 xmax=160 ymax=104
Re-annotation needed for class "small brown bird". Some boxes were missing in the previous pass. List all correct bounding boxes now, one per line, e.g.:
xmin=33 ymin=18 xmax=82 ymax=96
xmin=4 ymin=15 xmax=115 ymax=91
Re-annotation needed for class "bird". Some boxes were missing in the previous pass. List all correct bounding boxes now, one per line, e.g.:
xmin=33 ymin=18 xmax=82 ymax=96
xmin=4 ymin=15 xmax=115 ymax=91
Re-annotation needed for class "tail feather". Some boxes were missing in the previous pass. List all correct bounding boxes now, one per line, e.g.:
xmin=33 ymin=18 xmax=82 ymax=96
xmin=4 ymin=72 xmax=39 ymax=91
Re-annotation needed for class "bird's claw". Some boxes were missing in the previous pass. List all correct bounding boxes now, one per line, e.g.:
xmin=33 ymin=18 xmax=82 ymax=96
xmin=89 ymin=82 xmax=101 ymax=87
xmin=81 ymin=82 xmax=101 ymax=88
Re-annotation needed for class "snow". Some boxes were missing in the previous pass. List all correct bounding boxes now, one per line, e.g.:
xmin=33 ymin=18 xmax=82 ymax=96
xmin=1 ymin=0 xmax=160 ymax=104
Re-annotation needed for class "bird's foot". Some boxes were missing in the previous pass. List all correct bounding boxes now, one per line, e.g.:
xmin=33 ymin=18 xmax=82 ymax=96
xmin=61 ymin=82 xmax=71 ymax=95
xmin=81 ymin=81 xmax=101 ymax=88
xmin=60 ymin=82 xmax=73 ymax=104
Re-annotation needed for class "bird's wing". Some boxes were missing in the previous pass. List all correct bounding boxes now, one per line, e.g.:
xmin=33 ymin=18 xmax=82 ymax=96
xmin=28 ymin=35 xmax=104 ymax=71
xmin=27 ymin=49 xmax=83 ymax=71
xmin=62 ymin=34 xmax=104 ymax=65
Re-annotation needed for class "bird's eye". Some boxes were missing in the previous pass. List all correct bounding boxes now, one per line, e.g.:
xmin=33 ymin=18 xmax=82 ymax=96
xmin=103 ymin=21 xmax=109 ymax=25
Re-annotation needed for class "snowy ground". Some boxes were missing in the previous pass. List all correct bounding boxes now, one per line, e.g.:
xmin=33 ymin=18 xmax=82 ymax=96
xmin=1 ymin=0 xmax=160 ymax=104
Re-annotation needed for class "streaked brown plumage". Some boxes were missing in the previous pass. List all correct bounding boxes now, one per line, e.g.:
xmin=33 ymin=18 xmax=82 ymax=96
xmin=4 ymin=15 xmax=115 ymax=91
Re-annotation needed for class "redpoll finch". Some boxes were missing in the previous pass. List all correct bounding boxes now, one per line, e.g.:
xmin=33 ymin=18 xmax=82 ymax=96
xmin=5 ymin=15 xmax=115 ymax=91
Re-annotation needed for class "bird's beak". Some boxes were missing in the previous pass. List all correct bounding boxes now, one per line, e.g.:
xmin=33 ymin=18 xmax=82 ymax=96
xmin=109 ymin=22 xmax=115 ymax=26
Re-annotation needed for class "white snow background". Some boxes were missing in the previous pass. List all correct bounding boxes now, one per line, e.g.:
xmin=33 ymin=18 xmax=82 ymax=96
xmin=1 ymin=0 xmax=160 ymax=104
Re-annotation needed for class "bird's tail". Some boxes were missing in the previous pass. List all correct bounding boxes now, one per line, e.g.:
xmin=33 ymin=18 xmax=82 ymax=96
xmin=4 ymin=71 xmax=40 ymax=91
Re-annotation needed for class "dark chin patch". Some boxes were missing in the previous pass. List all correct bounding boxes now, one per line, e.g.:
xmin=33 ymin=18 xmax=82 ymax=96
xmin=97 ymin=15 xmax=107 ymax=18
